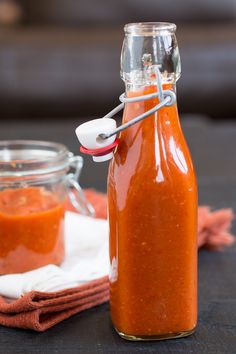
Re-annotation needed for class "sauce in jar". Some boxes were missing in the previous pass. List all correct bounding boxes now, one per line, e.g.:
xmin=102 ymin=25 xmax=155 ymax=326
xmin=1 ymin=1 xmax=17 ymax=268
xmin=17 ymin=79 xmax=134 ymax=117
xmin=0 ymin=140 xmax=92 ymax=275
xmin=0 ymin=187 xmax=65 ymax=274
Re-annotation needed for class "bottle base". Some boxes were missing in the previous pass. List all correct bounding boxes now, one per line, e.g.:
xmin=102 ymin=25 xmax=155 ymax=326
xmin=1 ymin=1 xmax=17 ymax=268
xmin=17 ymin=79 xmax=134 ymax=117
xmin=115 ymin=327 xmax=196 ymax=341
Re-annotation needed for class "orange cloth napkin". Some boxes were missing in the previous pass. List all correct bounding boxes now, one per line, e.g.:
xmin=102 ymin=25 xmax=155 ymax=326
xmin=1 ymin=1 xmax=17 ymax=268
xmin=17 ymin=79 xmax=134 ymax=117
xmin=0 ymin=189 xmax=234 ymax=332
xmin=0 ymin=277 xmax=109 ymax=331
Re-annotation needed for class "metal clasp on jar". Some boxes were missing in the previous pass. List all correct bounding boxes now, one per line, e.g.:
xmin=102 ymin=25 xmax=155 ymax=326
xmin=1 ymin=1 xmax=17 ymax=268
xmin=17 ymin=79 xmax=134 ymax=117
xmin=66 ymin=154 xmax=95 ymax=217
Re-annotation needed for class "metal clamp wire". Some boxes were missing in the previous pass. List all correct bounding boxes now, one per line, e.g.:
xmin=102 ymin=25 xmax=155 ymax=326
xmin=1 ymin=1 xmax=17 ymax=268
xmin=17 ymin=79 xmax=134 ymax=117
xmin=100 ymin=69 xmax=176 ymax=140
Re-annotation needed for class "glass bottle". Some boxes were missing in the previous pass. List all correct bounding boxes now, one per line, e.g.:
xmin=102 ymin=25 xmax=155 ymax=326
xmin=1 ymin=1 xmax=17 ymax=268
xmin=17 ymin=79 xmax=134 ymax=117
xmin=108 ymin=23 xmax=197 ymax=340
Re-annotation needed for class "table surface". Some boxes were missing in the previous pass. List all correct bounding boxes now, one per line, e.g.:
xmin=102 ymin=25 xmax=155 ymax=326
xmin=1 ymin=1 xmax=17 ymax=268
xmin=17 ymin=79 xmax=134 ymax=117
xmin=0 ymin=116 xmax=236 ymax=354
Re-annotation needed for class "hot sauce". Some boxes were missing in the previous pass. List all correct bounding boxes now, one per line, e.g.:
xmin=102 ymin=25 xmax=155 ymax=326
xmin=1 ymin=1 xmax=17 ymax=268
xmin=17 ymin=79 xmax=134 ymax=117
xmin=108 ymin=23 xmax=197 ymax=340
xmin=0 ymin=187 xmax=65 ymax=274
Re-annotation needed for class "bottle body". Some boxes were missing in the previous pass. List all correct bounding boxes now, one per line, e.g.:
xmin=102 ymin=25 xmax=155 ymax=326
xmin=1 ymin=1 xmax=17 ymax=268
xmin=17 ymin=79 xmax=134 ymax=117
xmin=108 ymin=82 xmax=197 ymax=339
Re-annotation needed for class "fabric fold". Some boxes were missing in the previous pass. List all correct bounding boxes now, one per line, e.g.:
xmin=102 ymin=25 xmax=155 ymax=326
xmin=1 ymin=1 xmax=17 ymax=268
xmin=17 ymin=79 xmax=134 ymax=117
xmin=0 ymin=276 xmax=109 ymax=331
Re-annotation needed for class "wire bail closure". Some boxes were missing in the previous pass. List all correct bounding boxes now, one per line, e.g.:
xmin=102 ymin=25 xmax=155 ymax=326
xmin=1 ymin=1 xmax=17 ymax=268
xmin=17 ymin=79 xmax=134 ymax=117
xmin=67 ymin=155 xmax=95 ymax=216
xmin=76 ymin=67 xmax=176 ymax=162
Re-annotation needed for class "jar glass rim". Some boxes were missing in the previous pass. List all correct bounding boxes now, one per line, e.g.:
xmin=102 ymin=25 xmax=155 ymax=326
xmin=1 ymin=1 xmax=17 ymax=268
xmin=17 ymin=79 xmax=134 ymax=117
xmin=124 ymin=22 xmax=177 ymax=36
xmin=0 ymin=140 xmax=70 ymax=178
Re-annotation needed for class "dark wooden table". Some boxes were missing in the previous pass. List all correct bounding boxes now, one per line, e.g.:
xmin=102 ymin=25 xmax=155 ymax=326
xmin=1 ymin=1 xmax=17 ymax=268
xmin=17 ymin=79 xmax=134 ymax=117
xmin=0 ymin=116 xmax=236 ymax=353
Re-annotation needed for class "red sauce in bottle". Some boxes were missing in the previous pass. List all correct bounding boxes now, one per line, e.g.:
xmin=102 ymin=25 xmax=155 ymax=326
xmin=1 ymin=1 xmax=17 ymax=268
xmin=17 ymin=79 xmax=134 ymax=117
xmin=108 ymin=84 xmax=197 ymax=339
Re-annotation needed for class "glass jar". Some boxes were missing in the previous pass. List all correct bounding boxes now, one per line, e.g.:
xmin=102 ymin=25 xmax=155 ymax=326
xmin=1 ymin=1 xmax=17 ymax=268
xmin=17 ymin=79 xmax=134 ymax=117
xmin=0 ymin=140 xmax=94 ymax=274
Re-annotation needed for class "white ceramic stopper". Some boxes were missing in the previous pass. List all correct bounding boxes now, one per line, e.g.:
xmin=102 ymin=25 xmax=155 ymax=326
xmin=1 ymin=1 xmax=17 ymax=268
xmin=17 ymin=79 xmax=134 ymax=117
xmin=75 ymin=118 xmax=117 ymax=162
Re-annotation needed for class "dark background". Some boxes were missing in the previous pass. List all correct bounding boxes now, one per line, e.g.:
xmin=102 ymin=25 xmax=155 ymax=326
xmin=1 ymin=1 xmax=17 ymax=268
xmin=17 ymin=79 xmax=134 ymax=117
xmin=0 ymin=0 xmax=235 ymax=120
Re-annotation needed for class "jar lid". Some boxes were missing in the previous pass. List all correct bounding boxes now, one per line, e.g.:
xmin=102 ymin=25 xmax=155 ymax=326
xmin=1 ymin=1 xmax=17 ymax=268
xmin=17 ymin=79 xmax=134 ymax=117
xmin=0 ymin=140 xmax=71 ymax=179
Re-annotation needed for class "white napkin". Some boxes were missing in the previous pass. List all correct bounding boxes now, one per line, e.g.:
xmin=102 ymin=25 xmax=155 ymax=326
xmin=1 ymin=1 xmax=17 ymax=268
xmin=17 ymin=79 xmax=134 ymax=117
xmin=0 ymin=212 xmax=109 ymax=299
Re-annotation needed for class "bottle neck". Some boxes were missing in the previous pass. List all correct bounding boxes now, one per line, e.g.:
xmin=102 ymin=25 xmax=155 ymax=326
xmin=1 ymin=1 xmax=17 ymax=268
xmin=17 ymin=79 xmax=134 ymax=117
xmin=121 ymin=22 xmax=181 ymax=88
xmin=125 ymin=82 xmax=176 ymax=95
xmin=122 ymin=81 xmax=179 ymax=131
